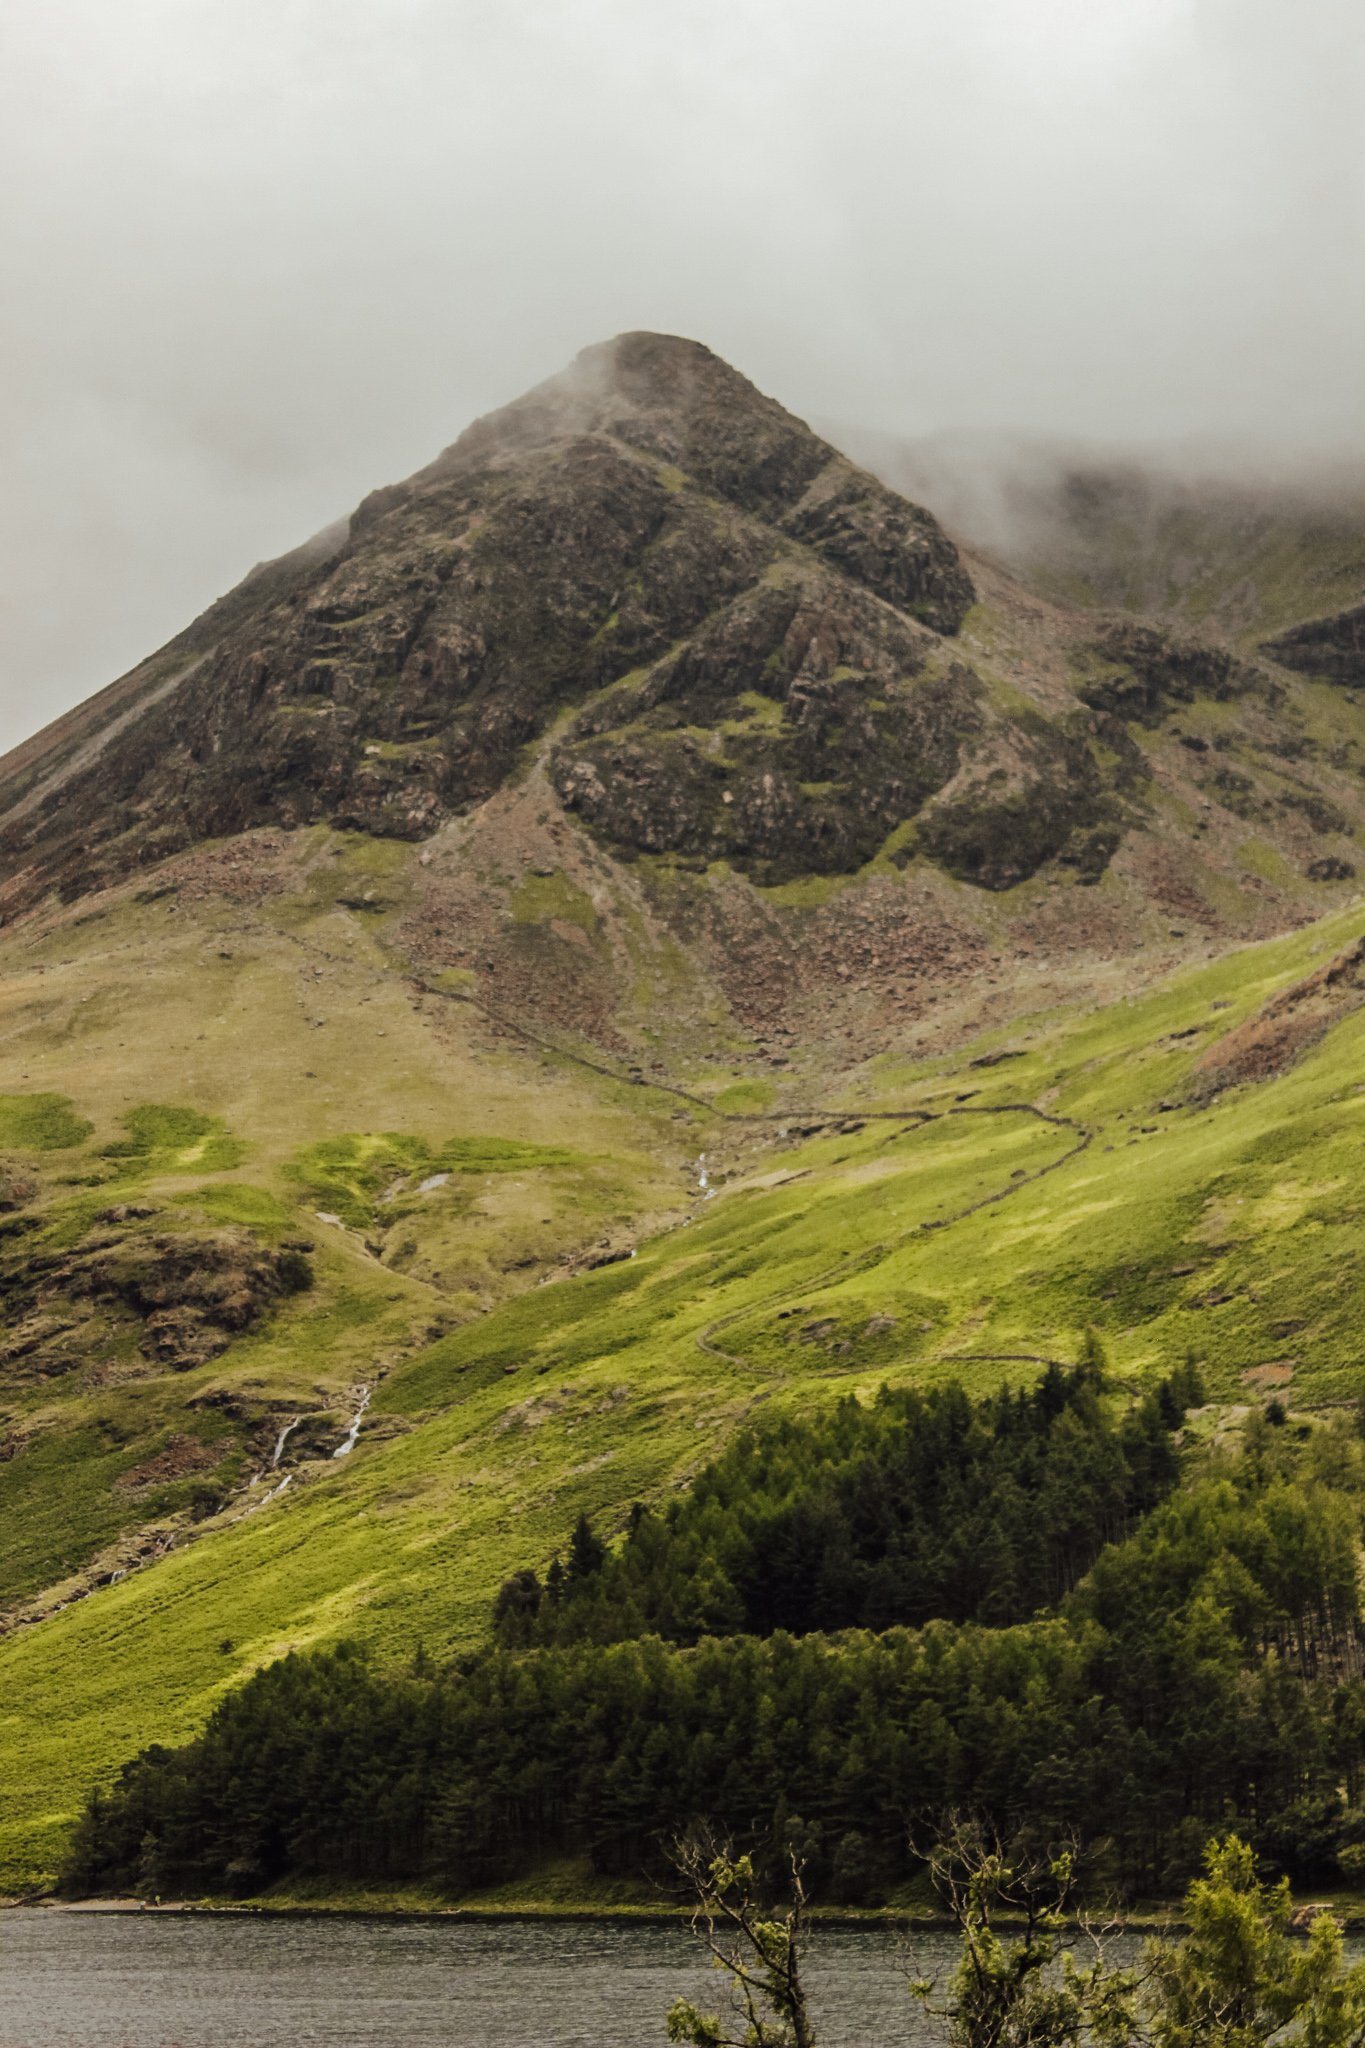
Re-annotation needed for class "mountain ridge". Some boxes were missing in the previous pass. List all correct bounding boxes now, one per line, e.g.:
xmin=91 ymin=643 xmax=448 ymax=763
xmin=5 ymin=336 xmax=1365 ymax=1016
xmin=0 ymin=334 xmax=977 ymax=910
xmin=4 ymin=335 xmax=1365 ymax=1894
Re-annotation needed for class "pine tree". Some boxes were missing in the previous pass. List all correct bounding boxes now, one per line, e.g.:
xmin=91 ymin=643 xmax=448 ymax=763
xmin=567 ymin=1513 xmax=606 ymax=1581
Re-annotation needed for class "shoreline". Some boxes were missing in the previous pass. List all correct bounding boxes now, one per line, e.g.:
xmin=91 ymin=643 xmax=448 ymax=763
xmin=10 ymin=1893 xmax=1205 ymax=1932
xmin=15 ymin=1895 xmax=939 ymax=1928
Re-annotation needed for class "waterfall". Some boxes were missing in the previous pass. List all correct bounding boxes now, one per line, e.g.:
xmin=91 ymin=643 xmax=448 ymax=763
xmin=332 ymin=1386 xmax=372 ymax=1458
xmin=244 ymin=1471 xmax=293 ymax=1517
xmin=270 ymin=1417 xmax=301 ymax=1469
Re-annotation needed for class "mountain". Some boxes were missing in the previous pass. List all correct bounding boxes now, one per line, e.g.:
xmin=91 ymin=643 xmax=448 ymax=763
xmin=3 ymin=333 xmax=1365 ymax=1897
xmin=9 ymin=335 xmax=1365 ymax=948
xmin=840 ymin=427 xmax=1365 ymax=641
xmin=1 ymin=333 xmax=975 ymax=901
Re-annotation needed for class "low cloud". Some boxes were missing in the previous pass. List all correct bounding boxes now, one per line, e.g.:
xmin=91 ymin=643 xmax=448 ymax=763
xmin=1 ymin=0 xmax=1361 ymax=749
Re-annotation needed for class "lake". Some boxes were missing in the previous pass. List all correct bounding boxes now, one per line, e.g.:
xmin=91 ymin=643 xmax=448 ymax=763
xmin=0 ymin=1911 xmax=978 ymax=2047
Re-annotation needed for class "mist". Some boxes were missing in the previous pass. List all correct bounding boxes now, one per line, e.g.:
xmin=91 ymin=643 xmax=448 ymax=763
xmin=2 ymin=0 xmax=1362 ymax=753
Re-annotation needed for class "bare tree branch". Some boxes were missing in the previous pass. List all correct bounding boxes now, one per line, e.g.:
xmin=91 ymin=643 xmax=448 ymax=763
xmin=667 ymin=1828 xmax=816 ymax=2048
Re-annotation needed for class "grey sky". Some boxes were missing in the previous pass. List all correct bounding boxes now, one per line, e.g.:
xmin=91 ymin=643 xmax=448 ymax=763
xmin=2 ymin=0 xmax=1362 ymax=754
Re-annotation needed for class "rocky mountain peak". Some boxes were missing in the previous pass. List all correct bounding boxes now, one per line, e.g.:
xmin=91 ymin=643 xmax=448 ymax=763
xmin=0 ymin=334 xmax=979 ymax=913
xmin=3 ymin=336 xmax=1363 ymax=938
xmin=430 ymin=331 xmax=824 ymax=504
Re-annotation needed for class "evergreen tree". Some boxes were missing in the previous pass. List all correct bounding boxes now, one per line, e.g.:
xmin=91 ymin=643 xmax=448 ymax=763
xmin=1145 ymin=1835 xmax=1365 ymax=2048
xmin=567 ymin=1515 xmax=606 ymax=1582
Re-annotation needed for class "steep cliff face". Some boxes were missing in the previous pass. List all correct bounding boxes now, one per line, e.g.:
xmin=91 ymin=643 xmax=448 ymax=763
xmin=549 ymin=569 xmax=987 ymax=882
xmin=1262 ymin=604 xmax=1365 ymax=687
xmin=5 ymin=332 xmax=1365 ymax=957
xmin=0 ymin=334 xmax=983 ymax=914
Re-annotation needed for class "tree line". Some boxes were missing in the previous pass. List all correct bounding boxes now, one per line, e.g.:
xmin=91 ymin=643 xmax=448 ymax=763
xmin=495 ymin=1352 xmax=1193 ymax=1647
xmin=65 ymin=1360 xmax=1365 ymax=1904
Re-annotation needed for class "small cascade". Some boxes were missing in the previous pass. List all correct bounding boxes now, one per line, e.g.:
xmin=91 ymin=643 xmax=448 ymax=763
xmin=332 ymin=1386 xmax=372 ymax=1459
xmin=270 ymin=1417 xmax=301 ymax=1469
xmin=246 ymin=1472 xmax=292 ymax=1516
xmin=696 ymin=1153 xmax=708 ymax=1191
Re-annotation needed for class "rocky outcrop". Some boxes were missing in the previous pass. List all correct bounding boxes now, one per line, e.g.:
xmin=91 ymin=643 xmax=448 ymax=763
xmin=1075 ymin=619 xmax=1271 ymax=725
xmin=1262 ymin=605 xmax=1365 ymax=687
xmin=0 ymin=1225 xmax=313 ymax=1380
xmin=0 ymin=334 xmax=976 ymax=917
xmin=914 ymin=712 xmax=1144 ymax=890
xmin=551 ymin=571 xmax=985 ymax=881
xmin=778 ymin=463 xmax=975 ymax=634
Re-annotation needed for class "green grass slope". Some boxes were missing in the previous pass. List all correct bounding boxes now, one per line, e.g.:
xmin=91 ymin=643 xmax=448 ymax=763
xmin=5 ymin=885 xmax=1365 ymax=1891
xmin=1021 ymin=481 xmax=1365 ymax=647
xmin=856 ymin=436 xmax=1365 ymax=649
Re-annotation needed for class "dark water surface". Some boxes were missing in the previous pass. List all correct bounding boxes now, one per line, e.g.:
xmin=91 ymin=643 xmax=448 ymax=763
xmin=0 ymin=1912 xmax=969 ymax=2048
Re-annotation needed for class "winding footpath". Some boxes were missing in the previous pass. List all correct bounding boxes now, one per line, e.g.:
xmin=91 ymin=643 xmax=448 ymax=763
xmin=390 ymin=944 xmax=1096 ymax=1380
xmin=693 ymin=1104 xmax=1090 ymax=1378
xmin=264 ymin=917 xmax=1097 ymax=1383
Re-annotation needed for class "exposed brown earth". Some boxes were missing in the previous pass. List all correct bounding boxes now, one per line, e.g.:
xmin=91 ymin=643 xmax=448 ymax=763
xmin=1193 ymin=934 xmax=1365 ymax=1098
xmin=1243 ymin=1363 xmax=1295 ymax=1388
xmin=0 ymin=1223 xmax=314 ymax=1386
xmin=3 ymin=331 xmax=1365 ymax=1079
xmin=113 ymin=1435 xmax=223 ymax=1494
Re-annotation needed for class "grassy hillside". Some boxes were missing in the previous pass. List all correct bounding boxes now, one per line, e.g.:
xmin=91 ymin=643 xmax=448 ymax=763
xmin=4 ymin=858 xmax=1365 ymax=1891
xmin=851 ymin=432 xmax=1365 ymax=649
xmin=1013 ymin=476 xmax=1365 ymax=648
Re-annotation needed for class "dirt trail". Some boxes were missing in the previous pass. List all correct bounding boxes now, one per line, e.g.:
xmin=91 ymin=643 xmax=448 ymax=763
xmin=390 ymin=937 xmax=1096 ymax=1380
xmin=255 ymin=918 xmax=1097 ymax=1381
xmin=695 ymin=1107 xmax=1090 ymax=1378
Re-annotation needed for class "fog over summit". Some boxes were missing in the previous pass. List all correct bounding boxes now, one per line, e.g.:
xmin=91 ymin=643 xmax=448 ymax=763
xmin=2 ymin=0 xmax=1362 ymax=752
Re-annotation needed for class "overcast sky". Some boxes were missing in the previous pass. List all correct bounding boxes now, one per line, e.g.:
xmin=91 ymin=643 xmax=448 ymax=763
xmin=2 ymin=0 xmax=1363 ymax=754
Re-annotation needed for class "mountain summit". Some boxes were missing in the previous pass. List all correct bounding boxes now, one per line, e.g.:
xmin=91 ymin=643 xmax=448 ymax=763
xmin=3 ymin=332 xmax=1365 ymax=980
xmin=1 ymin=333 xmax=982 ymax=910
